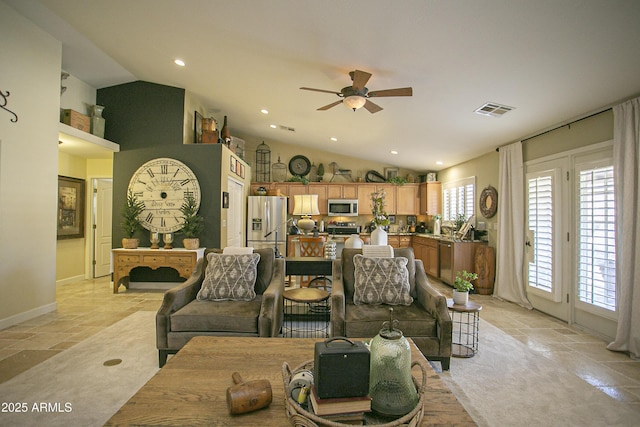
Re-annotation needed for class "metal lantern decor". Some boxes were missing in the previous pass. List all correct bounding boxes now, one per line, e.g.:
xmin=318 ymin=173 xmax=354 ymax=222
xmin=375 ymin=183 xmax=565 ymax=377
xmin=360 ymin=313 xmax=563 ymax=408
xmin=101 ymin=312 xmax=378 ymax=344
xmin=255 ymin=142 xmax=271 ymax=182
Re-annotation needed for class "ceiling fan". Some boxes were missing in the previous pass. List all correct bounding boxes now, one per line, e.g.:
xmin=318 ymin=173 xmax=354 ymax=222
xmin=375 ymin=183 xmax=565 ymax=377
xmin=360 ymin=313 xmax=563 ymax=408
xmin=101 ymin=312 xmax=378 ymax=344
xmin=300 ymin=69 xmax=413 ymax=113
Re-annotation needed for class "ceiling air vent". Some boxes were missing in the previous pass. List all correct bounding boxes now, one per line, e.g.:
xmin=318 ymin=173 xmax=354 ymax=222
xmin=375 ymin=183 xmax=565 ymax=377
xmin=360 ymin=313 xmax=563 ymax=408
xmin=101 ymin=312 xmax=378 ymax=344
xmin=279 ymin=125 xmax=296 ymax=132
xmin=474 ymin=102 xmax=515 ymax=118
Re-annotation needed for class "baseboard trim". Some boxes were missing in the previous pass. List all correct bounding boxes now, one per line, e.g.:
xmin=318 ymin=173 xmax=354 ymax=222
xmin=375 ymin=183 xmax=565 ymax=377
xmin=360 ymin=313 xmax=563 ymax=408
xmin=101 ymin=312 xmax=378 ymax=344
xmin=0 ymin=302 xmax=57 ymax=330
xmin=56 ymin=275 xmax=86 ymax=286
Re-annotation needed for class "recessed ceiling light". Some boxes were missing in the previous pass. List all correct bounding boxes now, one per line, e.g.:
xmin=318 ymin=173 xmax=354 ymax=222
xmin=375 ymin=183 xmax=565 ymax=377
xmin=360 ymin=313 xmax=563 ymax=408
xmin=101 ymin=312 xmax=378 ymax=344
xmin=174 ymin=59 xmax=185 ymax=67
xmin=436 ymin=161 xmax=443 ymax=165
xmin=391 ymin=150 xmax=398 ymax=155
xmin=260 ymin=109 xmax=269 ymax=114
xmin=269 ymin=124 xmax=277 ymax=129
xmin=330 ymin=137 xmax=338 ymax=142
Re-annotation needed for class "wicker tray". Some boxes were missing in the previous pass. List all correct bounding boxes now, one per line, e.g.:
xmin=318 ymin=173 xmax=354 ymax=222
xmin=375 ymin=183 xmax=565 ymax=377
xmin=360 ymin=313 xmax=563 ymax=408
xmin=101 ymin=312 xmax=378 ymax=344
xmin=282 ymin=359 xmax=427 ymax=427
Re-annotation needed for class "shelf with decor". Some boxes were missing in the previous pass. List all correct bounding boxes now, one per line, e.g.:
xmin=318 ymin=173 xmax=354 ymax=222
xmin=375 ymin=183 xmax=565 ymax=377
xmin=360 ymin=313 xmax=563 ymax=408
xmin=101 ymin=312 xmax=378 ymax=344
xmin=58 ymin=122 xmax=120 ymax=156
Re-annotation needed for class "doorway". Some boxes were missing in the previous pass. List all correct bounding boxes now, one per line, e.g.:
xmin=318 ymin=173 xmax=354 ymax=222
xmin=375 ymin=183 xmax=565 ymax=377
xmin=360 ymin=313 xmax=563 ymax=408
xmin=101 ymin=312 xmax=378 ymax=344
xmin=93 ymin=178 xmax=112 ymax=278
xmin=524 ymin=142 xmax=617 ymax=339
xmin=226 ymin=177 xmax=244 ymax=247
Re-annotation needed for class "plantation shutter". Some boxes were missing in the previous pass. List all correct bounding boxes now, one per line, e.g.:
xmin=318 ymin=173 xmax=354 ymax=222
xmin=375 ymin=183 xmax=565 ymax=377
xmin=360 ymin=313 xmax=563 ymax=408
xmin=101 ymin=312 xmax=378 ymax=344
xmin=527 ymin=173 xmax=554 ymax=294
xmin=577 ymin=165 xmax=616 ymax=311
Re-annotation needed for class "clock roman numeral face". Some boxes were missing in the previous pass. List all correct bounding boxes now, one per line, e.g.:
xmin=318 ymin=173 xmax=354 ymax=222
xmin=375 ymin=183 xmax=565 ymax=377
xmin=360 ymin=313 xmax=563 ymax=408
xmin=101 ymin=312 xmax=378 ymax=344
xmin=128 ymin=158 xmax=201 ymax=233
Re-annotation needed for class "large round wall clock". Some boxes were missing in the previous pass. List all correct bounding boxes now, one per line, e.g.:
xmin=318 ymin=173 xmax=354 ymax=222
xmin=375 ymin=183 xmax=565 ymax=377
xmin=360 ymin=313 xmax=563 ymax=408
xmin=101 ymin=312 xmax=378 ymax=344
xmin=479 ymin=185 xmax=498 ymax=218
xmin=288 ymin=155 xmax=311 ymax=176
xmin=128 ymin=158 xmax=201 ymax=233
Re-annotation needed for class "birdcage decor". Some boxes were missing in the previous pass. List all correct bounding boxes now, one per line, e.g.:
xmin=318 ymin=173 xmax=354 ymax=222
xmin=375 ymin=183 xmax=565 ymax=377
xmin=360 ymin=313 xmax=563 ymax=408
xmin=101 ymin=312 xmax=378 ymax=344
xmin=255 ymin=142 xmax=271 ymax=182
xmin=272 ymin=155 xmax=287 ymax=182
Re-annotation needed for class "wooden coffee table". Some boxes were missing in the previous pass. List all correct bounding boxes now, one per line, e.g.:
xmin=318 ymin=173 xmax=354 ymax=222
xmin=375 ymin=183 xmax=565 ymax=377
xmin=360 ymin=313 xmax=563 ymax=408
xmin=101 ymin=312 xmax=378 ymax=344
xmin=105 ymin=336 xmax=476 ymax=426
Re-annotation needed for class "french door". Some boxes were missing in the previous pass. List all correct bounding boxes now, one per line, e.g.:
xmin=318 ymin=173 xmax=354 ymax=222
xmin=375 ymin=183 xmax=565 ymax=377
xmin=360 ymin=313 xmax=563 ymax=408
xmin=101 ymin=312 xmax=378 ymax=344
xmin=525 ymin=143 xmax=618 ymax=339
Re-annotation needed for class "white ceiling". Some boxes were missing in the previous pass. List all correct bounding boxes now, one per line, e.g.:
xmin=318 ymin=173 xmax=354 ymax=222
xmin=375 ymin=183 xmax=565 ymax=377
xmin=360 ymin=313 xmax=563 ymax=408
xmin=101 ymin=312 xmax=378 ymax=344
xmin=11 ymin=0 xmax=640 ymax=171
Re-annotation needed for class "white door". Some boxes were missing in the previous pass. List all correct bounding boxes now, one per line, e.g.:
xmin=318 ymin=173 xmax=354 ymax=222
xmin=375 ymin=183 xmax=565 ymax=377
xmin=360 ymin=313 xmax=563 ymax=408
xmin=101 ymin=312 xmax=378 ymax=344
xmin=93 ymin=178 xmax=113 ymax=277
xmin=525 ymin=158 xmax=570 ymax=322
xmin=525 ymin=143 xmax=618 ymax=339
xmin=227 ymin=178 xmax=244 ymax=247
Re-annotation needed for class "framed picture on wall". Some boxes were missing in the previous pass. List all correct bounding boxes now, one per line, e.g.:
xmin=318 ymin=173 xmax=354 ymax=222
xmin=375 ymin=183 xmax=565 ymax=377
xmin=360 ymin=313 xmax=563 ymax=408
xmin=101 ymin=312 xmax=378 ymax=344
xmin=222 ymin=192 xmax=229 ymax=209
xmin=230 ymin=156 xmax=236 ymax=173
xmin=384 ymin=167 xmax=399 ymax=180
xmin=57 ymin=175 xmax=85 ymax=239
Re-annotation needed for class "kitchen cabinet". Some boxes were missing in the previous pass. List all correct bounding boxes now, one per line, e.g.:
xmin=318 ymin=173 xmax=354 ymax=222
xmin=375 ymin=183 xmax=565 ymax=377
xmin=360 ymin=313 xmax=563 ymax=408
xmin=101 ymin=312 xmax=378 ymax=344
xmin=376 ymin=184 xmax=396 ymax=215
xmin=419 ymin=182 xmax=442 ymax=216
xmin=412 ymin=235 xmax=439 ymax=278
xmin=396 ymin=184 xmax=419 ymax=215
xmin=388 ymin=235 xmax=400 ymax=248
xmin=385 ymin=235 xmax=412 ymax=249
xmin=250 ymin=182 xmax=418 ymax=216
xmin=341 ymin=184 xmax=358 ymax=199
xmin=357 ymin=184 xmax=377 ymax=215
xmin=286 ymin=184 xmax=308 ymax=214
xmin=307 ymin=183 xmax=328 ymax=215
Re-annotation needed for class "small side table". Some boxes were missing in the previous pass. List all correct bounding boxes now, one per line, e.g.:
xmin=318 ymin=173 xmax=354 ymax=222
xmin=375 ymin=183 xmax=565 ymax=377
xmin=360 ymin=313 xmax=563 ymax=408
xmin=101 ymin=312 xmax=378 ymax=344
xmin=447 ymin=298 xmax=482 ymax=358
xmin=283 ymin=288 xmax=330 ymax=338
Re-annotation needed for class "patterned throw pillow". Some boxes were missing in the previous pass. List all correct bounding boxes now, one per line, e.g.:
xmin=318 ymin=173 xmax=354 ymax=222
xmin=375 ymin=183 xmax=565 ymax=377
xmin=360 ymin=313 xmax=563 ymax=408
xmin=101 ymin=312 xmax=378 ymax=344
xmin=353 ymin=254 xmax=413 ymax=306
xmin=197 ymin=253 xmax=260 ymax=301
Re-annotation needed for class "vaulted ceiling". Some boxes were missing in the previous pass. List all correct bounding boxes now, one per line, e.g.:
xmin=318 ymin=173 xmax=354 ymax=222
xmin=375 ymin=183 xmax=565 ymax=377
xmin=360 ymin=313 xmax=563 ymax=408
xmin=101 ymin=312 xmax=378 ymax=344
xmin=11 ymin=0 xmax=640 ymax=171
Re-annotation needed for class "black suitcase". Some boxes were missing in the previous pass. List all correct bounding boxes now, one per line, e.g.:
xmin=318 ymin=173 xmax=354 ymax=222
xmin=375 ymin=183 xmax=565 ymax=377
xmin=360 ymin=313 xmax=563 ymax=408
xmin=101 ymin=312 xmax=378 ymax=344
xmin=314 ymin=337 xmax=370 ymax=399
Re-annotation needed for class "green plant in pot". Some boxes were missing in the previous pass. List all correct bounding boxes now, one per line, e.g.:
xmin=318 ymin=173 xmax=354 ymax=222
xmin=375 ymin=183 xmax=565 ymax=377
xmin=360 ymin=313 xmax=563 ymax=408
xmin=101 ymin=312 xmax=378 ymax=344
xmin=317 ymin=163 xmax=325 ymax=181
xmin=121 ymin=190 xmax=144 ymax=249
xmin=453 ymin=270 xmax=478 ymax=305
xmin=179 ymin=195 xmax=204 ymax=250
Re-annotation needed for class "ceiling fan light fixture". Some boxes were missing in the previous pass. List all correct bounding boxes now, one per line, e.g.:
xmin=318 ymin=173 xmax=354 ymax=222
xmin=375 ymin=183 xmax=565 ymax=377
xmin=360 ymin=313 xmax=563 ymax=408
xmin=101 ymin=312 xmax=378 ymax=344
xmin=343 ymin=95 xmax=366 ymax=111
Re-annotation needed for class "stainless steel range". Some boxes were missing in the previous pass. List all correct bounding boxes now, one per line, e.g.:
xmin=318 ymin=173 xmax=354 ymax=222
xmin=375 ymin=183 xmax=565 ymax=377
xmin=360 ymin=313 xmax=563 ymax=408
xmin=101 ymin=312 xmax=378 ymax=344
xmin=326 ymin=222 xmax=361 ymax=235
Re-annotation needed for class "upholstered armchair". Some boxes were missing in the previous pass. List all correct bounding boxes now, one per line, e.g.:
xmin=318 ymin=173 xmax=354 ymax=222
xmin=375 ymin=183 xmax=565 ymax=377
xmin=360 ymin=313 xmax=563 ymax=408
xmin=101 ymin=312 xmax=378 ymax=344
xmin=156 ymin=247 xmax=285 ymax=367
xmin=330 ymin=247 xmax=452 ymax=370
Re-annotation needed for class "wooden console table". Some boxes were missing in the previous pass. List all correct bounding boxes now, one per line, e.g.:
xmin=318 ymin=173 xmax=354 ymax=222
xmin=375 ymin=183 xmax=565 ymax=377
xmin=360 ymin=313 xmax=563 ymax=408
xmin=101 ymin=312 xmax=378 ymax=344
xmin=111 ymin=248 xmax=204 ymax=293
xmin=105 ymin=336 xmax=476 ymax=426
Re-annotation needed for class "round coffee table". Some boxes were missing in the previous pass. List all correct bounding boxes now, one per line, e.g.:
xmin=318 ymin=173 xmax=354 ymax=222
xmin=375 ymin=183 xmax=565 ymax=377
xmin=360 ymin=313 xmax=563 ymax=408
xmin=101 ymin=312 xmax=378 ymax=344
xmin=447 ymin=298 xmax=482 ymax=357
xmin=283 ymin=288 xmax=330 ymax=338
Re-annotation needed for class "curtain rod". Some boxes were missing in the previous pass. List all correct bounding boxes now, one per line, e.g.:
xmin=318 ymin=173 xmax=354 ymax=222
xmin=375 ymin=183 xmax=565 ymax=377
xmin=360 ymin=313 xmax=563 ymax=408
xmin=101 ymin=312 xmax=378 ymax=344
xmin=495 ymin=107 xmax=612 ymax=152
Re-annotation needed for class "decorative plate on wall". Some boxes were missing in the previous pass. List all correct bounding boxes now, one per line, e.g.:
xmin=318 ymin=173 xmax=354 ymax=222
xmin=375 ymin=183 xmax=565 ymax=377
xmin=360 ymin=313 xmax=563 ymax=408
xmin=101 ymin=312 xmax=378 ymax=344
xmin=288 ymin=155 xmax=311 ymax=176
xmin=479 ymin=185 xmax=498 ymax=218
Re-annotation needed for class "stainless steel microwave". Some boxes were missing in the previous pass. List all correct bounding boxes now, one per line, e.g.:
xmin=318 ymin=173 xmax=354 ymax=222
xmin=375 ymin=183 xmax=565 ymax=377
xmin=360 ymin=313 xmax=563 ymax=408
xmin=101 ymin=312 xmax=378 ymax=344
xmin=328 ymin=199 xmax=359 ymax=216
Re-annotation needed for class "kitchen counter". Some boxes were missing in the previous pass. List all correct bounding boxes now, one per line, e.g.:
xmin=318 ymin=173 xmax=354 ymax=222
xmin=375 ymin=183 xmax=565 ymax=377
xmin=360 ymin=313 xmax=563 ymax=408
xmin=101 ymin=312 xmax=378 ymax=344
xmin=357 ymin=232 xmax=485 ymax=243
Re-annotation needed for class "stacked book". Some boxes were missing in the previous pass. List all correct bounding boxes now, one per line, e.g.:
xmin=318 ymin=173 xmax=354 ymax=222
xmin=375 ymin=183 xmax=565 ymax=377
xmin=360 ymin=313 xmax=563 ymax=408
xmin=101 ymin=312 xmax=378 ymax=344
xmin=308 ymin=384 xmax=371 ymax=424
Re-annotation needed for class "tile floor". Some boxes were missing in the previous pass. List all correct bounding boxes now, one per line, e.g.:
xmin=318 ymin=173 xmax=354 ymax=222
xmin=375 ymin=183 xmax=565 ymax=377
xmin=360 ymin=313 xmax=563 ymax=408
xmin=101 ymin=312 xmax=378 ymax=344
xmin=1 ymin=276 xmax=639 ymax=408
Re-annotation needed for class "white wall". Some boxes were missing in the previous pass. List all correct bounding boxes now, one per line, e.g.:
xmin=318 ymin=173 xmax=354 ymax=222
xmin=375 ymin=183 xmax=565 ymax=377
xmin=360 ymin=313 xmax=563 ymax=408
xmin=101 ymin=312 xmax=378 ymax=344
xmin=0 ymin=1 xmax=62 ymax=328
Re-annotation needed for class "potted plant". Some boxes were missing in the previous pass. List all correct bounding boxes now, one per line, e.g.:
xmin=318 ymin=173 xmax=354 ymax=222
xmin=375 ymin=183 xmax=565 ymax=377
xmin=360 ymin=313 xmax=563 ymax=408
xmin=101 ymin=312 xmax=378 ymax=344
xmin=453 ymin=270 xmax=478 ymax=305
xmin=317 ymin=163 xmax=325 ymax=181
xmin=121 ymin=190 xmax=144 ymax=249
xmin=370 ymin=189 xmax=390 ymax=245
xmin=179 ymin=195 xmax=204 ymax=250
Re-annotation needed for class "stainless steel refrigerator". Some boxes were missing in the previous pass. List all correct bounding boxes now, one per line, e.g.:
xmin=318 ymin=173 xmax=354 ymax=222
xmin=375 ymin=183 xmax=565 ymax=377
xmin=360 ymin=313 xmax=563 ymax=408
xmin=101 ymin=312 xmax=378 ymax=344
xmin=246 ymin=196 xmax=288 ymax=257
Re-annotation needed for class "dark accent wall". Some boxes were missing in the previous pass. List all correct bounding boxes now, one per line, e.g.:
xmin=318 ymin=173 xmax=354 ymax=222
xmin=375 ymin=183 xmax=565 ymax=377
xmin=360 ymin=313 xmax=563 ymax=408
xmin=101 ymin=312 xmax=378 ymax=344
xmin=97 ymin=81 xmax=185 ymax=150
xmin=102 ymin=81 xmax=224 ymax=282
xmin=112 ymin=145 xmax=222 ymax=250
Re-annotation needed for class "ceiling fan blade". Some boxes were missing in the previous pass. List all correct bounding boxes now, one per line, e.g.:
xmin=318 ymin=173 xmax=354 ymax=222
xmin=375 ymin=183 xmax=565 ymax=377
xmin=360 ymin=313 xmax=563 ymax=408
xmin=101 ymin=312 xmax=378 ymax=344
xmin=368 ymin=87 xmax=413 ymax=97
xmin=300 ymin=87 xmax=341 ymax=95
xmin=363 ymin=99 xmax=383 ymax=114
xmin=317 ymin=100 xmax=343 ymax=111
xmin=351 ymin=70 xmax=372 ymax=91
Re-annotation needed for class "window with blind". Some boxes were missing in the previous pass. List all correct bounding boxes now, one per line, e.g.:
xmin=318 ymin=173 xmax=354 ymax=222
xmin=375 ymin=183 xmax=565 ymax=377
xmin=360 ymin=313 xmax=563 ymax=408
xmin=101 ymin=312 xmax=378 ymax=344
xmin=526 ymin=168 xmax=562 ymax=301
xmin=442 ymin=177 xmax=475 ymax=222
xmin=577 ymin=164 xmax=616 ymax=312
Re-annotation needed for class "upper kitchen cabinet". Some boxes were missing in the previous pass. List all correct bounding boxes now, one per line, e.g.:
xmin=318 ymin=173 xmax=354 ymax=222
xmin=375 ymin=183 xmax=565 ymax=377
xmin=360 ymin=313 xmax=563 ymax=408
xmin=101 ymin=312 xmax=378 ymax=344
xmin=419 ymin=182 xmax=442 ymax=216
xmin=357 ymin=184 xmax=377 ymax=215
xmin=396 ymin=184 xmax=419 ymax=215
xmin=307 ymin=183 xmax=358 ymax=215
